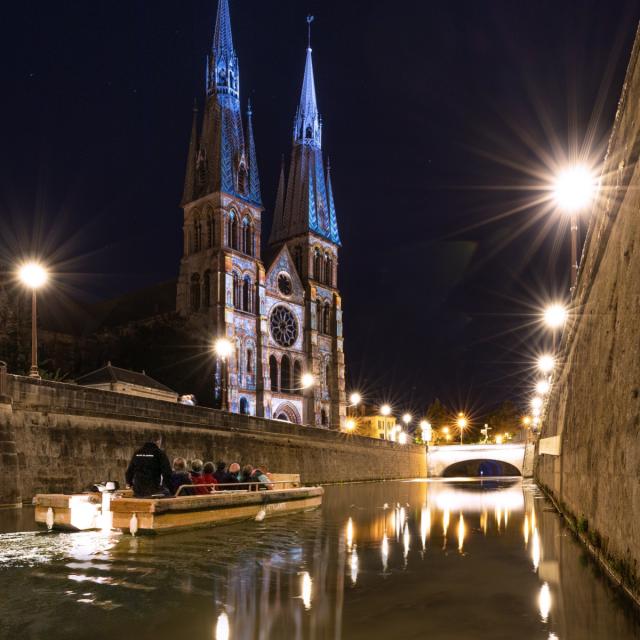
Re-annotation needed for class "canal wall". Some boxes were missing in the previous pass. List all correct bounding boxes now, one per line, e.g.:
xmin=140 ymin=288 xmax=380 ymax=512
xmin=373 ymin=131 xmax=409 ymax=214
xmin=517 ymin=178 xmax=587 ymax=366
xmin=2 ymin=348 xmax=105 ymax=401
xmin=0 ymin=374 xmax=426 ymax=504
xmin=536 ymin=26 xmax=640 ymax=604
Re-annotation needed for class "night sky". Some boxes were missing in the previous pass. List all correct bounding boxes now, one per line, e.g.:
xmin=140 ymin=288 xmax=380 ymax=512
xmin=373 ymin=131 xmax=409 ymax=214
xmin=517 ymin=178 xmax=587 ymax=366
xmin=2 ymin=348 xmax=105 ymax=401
xmin=2 ymin=1 xmax=639 ymax=417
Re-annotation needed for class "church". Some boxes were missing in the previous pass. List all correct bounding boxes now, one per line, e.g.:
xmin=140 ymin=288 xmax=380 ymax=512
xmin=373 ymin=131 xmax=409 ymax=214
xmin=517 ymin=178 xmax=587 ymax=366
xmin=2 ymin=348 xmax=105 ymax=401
xmin=176 ymin=0 xmax=346 ymax=429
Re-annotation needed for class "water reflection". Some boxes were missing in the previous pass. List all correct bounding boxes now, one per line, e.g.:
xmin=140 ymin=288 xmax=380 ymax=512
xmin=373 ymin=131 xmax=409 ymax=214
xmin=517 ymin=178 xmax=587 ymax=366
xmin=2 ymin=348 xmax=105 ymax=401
xmin=1 ymin=480 xmax=639 ymax=639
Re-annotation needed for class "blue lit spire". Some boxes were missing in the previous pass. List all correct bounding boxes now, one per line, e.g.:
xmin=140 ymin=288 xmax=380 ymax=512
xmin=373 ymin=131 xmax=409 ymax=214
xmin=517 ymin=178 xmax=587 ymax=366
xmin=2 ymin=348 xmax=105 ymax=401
xmin=268 ymin=22 xmax=340 ymax=247
xmin=206 ymin=0 xmax=239 ymax=102
xmin=246 ymin=100 xmax=262 ymax=205
xmin=293 ymin=18 xmax=322 ymax=148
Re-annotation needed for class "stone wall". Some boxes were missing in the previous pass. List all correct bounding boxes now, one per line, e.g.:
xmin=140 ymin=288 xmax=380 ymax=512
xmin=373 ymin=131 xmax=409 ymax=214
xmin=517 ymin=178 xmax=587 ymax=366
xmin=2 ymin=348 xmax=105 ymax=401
xmin=0 ymin=374 xmax=426 ymax=504
xmin=536 ymin=25 xmax=640 ymax=603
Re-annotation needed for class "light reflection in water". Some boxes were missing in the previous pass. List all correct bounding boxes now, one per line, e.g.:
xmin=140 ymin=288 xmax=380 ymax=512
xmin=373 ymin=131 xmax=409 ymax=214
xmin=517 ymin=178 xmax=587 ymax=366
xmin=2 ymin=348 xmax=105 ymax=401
xmin=403 ymin=524 xmax=410 ymax=563
xmin=215 ymin=611 xmax=230 ymax=640
xmin=524 ymin=514 xmax=530 ymax=546
xmin=346 ymin=517 xmax=354 ymax=552
xmin=381 ymin=533 xmax=389 ymax=572
xmin=350 ymin=547 xmax=358 ymax=585
xmin=443 ymin=508 xmax=450 ymax=537
xmin=539 ymin=582 xmax=551 ymax=622
xmin=457 ymin=514 xmax=465 ymax=553
xmin=420 ymin=506 xmax=431 ymax=549
xmin=301 ymin=571 xmax=312 ymax=610
xmin=532 ymin=527 xmax=541 ymax=571
xmin=480 ymin=510 xmax=488 ymax=535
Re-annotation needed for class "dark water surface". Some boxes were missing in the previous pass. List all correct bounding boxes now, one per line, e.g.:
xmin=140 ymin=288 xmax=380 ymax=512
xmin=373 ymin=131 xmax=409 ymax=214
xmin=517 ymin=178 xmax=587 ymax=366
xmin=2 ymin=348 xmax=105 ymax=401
xmin=1 ymin=479 xmax=639 ymax=640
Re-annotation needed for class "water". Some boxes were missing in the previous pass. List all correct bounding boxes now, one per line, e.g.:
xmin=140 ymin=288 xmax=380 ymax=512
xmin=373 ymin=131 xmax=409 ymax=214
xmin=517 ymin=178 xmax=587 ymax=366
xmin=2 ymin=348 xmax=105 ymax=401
xmin=1 ymin=479 xmax=638 ymax=640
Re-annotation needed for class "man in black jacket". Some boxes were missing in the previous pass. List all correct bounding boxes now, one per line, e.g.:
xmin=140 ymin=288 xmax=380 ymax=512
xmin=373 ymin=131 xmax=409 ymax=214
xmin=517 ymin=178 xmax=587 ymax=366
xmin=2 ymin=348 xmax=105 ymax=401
xmin=125 ymin=435 xmax=172 ymax=497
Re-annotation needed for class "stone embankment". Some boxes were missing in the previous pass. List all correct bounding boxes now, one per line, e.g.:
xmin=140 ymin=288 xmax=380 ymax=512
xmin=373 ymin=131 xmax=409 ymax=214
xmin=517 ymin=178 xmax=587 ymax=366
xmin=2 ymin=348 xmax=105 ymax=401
xmin=536 ymin=26 xmax=640 ymax=605
xmin=0 ymin=371 xmax=426 ymax=506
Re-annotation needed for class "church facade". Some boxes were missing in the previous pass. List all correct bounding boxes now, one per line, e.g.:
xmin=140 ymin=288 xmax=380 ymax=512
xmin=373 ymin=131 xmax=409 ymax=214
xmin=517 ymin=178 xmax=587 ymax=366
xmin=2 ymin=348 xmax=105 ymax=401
xmin=176 ymin=0 xmax=346 ymax=429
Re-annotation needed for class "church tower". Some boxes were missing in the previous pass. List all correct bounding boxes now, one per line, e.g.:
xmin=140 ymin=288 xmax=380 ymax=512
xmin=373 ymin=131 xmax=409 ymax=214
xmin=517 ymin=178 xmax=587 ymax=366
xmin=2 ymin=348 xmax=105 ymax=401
xmin=177 ymin=0 xmax=266 ymax=417
xmin=268 ymin=38 xmax=346 ymax=430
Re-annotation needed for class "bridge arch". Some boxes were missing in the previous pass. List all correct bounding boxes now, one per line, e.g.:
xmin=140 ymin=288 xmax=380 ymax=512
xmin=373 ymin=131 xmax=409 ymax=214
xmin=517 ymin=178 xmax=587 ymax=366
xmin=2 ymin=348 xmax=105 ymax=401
xmin=442 ymin=458 xmax=521 ymax=478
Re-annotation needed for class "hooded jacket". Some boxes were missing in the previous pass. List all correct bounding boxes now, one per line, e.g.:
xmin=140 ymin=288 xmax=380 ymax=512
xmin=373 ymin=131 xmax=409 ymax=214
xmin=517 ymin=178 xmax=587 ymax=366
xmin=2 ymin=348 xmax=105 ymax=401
xmin=125 ymin=442 xmax=172 ymax=497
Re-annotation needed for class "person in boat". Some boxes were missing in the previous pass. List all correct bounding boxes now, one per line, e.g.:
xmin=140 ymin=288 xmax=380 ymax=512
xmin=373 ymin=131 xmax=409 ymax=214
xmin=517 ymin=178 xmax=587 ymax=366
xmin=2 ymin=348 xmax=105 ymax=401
xmin=213 ymin=461 xmax=228 ymax=485
xmin=227 ymin=462 xmax=241 ymax=484
xmin=190 ymin=459 xmax=214 ymax=495
xmin=201 ymin=462 xmax=217 ymax=492
xmin=168 ymin=457 xmax=194 ymax=496
xmin=125 ymin=435 xmax=172 ymax=498
xmin=249 ymin=467 xmax=273 ymax=491
xmin=239 ymin=464 xmax=254 ymax=489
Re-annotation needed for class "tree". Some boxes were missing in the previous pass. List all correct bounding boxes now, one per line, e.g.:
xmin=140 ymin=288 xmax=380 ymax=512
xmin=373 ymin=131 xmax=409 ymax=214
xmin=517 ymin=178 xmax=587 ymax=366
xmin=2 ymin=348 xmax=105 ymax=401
xmin=484 ymin=400 xmax=521 ymax=442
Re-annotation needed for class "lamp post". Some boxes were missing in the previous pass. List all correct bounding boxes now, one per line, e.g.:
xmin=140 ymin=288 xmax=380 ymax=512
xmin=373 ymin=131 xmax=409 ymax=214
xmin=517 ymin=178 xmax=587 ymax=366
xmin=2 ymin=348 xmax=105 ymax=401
xmin=402 ymin=413 xmax=412 ymax=434
xmin=537 ymin=354 xmax=555 ymax=375
xmin=348 ymin=391 xmax=362 ymax=419
xmin=214 ymin=338 xmax=233 ymax=411
xmin=552 ymin=165 xmax=596 ymax=293
xmin=457 ymin=413 xmax=468 ymax=445
xmin=419 ymin=420 xmax=432 ymax=445
xmin=18 ymin=262 xmax=48 ymax=378
xmin=543 ymin=303 xmax=567 ymax=350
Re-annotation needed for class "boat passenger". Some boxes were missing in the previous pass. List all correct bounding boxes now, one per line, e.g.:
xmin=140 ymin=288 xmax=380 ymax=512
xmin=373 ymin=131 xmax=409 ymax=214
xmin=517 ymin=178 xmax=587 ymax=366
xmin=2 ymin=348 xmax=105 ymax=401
xmin=190 ymin=459 xmax=212 ymax=495
xmin=213 ymin=461 xmax=228 ymax=485
xmin=227 ymin=462 xmax=241 ymax=483
xmin=250 ymin=468 xmax=273 ymax=491
xmin=125 ymin=435 xmax=172 ymax=498
xmin=168 ymin=457 xmax=194 ymax=496
xmin=239 ymin=464 xmax=254 ymax=489
xmin=201 ymin=461 xmax=218 ymax=492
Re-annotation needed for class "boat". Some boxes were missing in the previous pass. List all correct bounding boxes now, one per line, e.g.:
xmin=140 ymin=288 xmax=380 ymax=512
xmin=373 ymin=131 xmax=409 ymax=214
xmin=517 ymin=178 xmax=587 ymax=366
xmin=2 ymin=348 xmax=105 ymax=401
xmin=33 ymin=474 xmax=324 ymax=535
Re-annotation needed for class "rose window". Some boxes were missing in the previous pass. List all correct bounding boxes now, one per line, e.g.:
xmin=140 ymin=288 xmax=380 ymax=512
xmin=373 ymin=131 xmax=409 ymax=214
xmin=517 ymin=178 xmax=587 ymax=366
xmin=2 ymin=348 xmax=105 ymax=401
xmin=270 ymin=305 xmax=298 ymax=347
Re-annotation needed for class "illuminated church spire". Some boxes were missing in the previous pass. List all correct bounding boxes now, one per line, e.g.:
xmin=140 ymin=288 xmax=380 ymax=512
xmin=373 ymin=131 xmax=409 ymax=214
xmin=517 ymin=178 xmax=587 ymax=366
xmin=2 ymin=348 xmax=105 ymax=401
xmin=269 ymin=19 xmax=339 ymax=246
xmin=207 ymin=0 xmax=239 ymax=101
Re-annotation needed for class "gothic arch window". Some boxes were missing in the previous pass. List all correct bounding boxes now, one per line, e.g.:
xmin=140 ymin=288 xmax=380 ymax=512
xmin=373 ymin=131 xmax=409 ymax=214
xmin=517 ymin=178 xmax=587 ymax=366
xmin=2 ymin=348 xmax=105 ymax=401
xmin=227 ymin=211 xmax=239 ymax=250
xmin=246 ymin=348 xmax=254 ymax=375
xmin=203 ymin=270 xmax=211 ymax=308
xmin=293 ymin=360 xmax=302 ymax=393
xmin=323 ymin=303 xmax=331 ymax=335
xmin=316 ymin=299 xmax=323 ymax=334
xmin=324 ymin=254 xmax=333 ymax=286
xmin=314 ymin=248 xmax=323 ymax=282
xmin=293 ymin=245 xmax=303 ymax=276
xmin=237 ymin=163 xmax=248 ymax=194
xmin=207 ymin=211 xmax=214 ymax=248
xmin=187 ymin=229 xmax=194 ymax=255
xmin=306 ymin=126 xmax=313 ymax=139
xmin=325 ymin=362 xmax=331 ymax=390
xmin=190 ymin=274 xmax=201 ymax=312
xmin=232 ymin=272 xmax=240 ymax=309
xmin=321 ymin=409 xmax=328 ymax=426
xmin=281 ymin=355 xmax=291 ymax=393
xmin=193 ymin=216 xmax=202 ymax=252
xmin=269 ymin=355 xmax=279 ymax=392
xmin=239 ymin=397 xmax=250 ymax=415
xmin=242 ymin=276 xmax=251 ymax=312
xmin=241 ymin=217 xmax=254 ymax=256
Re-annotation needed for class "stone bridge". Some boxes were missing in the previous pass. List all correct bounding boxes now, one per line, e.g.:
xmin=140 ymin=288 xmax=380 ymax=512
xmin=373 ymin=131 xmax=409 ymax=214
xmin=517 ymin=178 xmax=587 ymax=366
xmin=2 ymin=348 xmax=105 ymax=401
xmin=427 ymin=443 xmax=526 ymax=477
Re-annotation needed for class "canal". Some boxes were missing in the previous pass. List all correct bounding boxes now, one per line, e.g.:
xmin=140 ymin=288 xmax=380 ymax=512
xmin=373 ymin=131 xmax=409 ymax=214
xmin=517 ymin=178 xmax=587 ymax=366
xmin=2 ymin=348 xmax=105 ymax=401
xmin=1 ymin=479 xmax=639 ymax=639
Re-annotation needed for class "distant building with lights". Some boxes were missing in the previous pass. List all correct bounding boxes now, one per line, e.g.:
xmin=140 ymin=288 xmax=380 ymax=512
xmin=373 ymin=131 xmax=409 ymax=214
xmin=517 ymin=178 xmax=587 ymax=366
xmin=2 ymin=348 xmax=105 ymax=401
xmin=176 ymin=0 xmax=346 ymax=427
xmin=359 ymin=414 xmax=398 ymax=440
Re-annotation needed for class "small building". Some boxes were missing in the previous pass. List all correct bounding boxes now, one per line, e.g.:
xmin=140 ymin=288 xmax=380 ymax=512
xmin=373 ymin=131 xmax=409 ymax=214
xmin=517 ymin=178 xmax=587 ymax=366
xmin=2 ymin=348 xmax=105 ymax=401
xmin=359 ymin=414 xmax=397 ymax=440
xmin=75 ymin=362 xmax=179 ymax=403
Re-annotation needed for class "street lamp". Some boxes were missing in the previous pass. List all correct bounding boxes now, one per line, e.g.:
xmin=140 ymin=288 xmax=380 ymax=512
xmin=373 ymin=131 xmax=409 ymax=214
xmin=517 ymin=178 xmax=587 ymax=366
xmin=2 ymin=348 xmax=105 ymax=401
xmin=457 ymin=413 xmax=468 ymax=445
xmin=345 ymin=418 xmax=356 ymax=432
xmin=419 ymin=420 xmax=432 ymax=444
xmin=531 ymin=396 xmax=543 ymax=412
xmin=537 ymin=354 xmax=555 ymax=374
xmin=380 ymin=404 xmax=392 ymax=416
xmin=301 ymin=373 xmax=315 ymax=389
xmin=552 ymin=165 xmax=596 ymax=292
xmin=348 ymin=391 xmax=362 ymax=419
xmin=214 ymin=338 xmax=233 ymax=411
xmin=402 ymin=413 xmax=412 ymax=432
xmin=543 ymin=303 xmax=567 ymax=330
xmin=18 ymin=262 xmax=48 ymax=378
xmin=535 ymin=379 xmax=550 ymax=395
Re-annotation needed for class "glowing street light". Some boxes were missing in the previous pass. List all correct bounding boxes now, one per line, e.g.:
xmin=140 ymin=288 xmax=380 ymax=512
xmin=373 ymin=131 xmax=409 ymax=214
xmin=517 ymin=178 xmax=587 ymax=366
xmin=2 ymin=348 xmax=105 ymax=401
xmin=522 ymin=416 xmax=532 ymax=427
xmin=535 ymin=379 xmax=550 ymax=395
xmin=398 ymin=431 xmax=408 ymax=445
xmin=531 ymin=396 xmax=543 ymax=411
xmin=537 ymin=354 xmax=555 ymax=374
xmin=349 ymin=392 xmax=362 ymax=406
xmin=402 ymin=413 xmax=412 ymax=430
xmin=18 ymin=261 xmax=49 ymax=378
xmin=301 ymin=373 xmax=315 ymax=389
xmin=214 ymin=338 xmax=233 ymax=411
xmin=553 ymin=165 xmax=596 ymax=291
xmin=457 ymin=413 xmax=468 ymax=445
xmin=380 ymin=404 xmax=392 ymax=417
xmin=420 ymin=420 xmax=432 ymax=444
xmin=345 ymin=418 xmax=356 ymax=432
xmin=543 ymin=303 xmax=568 ymax=330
